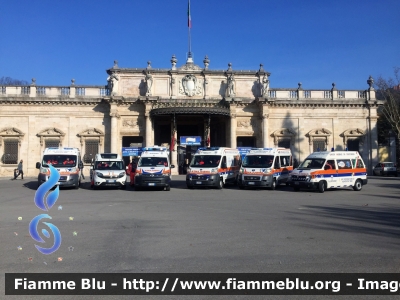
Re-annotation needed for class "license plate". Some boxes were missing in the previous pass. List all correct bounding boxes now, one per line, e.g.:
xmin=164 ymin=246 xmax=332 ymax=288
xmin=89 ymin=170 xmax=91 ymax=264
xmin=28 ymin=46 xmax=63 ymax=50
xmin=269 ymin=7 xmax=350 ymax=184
xmin=107 ymin=180 xmax=116 ymax=183
xmin=148 ymin=183 xmax=155 ymax=186
xmin=248 ymin=182 xmax=255 ymax=185
xmin=196 ymin=181 xmax=202 ymax=184
xmin=295 ymin=181 xmax=299 ymax=185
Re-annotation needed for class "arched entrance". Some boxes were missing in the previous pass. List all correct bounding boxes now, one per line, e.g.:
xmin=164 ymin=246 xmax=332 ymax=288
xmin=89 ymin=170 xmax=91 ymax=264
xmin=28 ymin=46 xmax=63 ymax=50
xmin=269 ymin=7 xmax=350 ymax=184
xmin=150 ymin=106 xmax=230 ymax=173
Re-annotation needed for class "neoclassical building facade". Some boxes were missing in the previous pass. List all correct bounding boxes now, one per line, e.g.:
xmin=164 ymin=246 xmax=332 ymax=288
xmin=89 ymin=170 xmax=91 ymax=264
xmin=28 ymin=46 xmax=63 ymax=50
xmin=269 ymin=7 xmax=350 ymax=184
xmin=0 ymin=56 xmax=381 ymax=177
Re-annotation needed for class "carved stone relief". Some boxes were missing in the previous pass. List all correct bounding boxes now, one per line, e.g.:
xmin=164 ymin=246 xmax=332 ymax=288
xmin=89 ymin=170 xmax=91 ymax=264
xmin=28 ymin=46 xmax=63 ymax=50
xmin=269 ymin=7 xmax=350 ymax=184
xmin=122 ymin=118 xmax=143 ymax=131
xmin=179 ymin=74 xmax=203 ymax=97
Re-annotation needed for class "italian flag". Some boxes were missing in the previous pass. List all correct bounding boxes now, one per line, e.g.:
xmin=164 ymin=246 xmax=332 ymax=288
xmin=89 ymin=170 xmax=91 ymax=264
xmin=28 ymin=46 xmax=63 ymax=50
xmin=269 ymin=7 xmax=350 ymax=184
xmin=187 ymin=0 xmax=192 ymax=28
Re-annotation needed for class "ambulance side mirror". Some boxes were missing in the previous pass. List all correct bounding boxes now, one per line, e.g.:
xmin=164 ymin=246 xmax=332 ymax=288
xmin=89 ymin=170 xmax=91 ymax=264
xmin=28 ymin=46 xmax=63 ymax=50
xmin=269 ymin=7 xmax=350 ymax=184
xmin=36 ymin=162 xmax=40 ymax=169
xmin=170 ymin=165 xmax=175 ymax=168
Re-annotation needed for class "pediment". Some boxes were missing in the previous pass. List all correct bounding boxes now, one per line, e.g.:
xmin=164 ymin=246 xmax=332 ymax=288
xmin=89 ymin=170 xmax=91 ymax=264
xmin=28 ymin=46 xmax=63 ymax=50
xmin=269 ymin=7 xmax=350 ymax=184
xmin=37 ymin=127 xmax=65 ymax=136
xmin=0 ymin=127 xmax=24 ymax=136
xmin=342 ymin=128 xmax=365 ymax=137
xmin=271 ymin=128 xmax=296 ymax=137
xmin=77 ymin=128 xmax=104 ymax=137
xmin=307 ymin=128 xmax=332 ymax=137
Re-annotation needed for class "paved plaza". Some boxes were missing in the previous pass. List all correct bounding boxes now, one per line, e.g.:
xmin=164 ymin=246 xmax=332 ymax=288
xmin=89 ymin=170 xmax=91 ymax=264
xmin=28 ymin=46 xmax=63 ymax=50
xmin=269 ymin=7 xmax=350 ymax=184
xmin=1 ymin=175 xmax=399 ymax=299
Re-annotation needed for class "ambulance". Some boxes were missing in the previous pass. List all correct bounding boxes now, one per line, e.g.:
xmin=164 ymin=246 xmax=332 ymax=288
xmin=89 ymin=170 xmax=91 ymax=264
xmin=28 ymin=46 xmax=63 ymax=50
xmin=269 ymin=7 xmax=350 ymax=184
xmin=186 ymin=147 xmax=241 ymax=189
xmin=134 ymin=146 xmax=174 ymax=191
xmin=237 ymin=148 xmax=293 ymax=189
xmin=289 ymin=151 xmax=368 ymax=193
xmin=36 ymin=147 xmax=83 ymax=189
xmin=90 ymin=153 xmax=127 ymax=189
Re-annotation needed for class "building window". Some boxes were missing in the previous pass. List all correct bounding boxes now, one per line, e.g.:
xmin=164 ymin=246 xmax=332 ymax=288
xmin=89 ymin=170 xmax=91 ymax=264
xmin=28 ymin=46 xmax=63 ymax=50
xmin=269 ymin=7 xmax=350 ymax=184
xmin=1 ymin=87 xmax=6 ymax=94
xmin=278 ymin=139 xmax=291 ymax=149
xmin=347 ymin=139 xmax=359 ymax=152
xmin=2 ymin=139 xmax=18 ymax=164
xmin=84 ymin=140 xmax=99 ymax=163
xmin=45 ymin=139 xmax=60 ymax=148
xmin=313 ymin=140 xmax=326 ymax=152
xmin=304 ymin=91 xmax=311 ymax=98
xmin=289 ymin=91 xmax=297 ymax=98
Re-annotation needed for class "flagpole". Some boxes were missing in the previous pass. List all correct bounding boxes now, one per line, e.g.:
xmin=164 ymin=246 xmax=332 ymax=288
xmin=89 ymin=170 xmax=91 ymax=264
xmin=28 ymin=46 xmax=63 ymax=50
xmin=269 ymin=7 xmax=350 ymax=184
xmin=187 ymin=0 xmax=192 ymax=59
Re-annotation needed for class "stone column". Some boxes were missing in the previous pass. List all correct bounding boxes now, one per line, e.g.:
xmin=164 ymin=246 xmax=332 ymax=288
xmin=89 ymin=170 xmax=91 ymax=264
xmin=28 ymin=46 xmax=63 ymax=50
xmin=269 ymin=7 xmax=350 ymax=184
xmin=170 ymin=118 xmax=178 ymax=174
xmin=262 ymin=114 xmax=269 ymax=148
xmin=368 ymin=116 xmax=378 ymax=174
xmin=145 ymin=115 xmax=152 ymax=147
xmin=110 ymin=110 xmax=119 ymax=153
xmin=230 ymin=113 xmax=237 ymax=148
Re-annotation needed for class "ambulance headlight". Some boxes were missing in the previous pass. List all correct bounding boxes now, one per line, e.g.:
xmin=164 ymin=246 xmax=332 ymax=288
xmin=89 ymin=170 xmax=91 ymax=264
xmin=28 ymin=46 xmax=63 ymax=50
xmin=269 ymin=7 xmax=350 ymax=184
xmin=95 ymin=172 xmax=104 ymax=178
xmin=187 ymin=167 xmax=191 ymax=173
xmin=40 ymin=167 xmax=47 ymax=173
xmin=118 ymin=172 xmax=125 ymax=178
xmin=239 ymin=167 xmax=244 ymax=174
xmin=70 ymin=167 xmax=77 ymax=173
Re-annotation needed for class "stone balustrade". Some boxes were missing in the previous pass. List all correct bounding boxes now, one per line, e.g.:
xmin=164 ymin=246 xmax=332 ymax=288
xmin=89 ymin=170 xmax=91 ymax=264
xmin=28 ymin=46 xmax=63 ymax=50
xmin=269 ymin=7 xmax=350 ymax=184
xmin=0 ymin=84 xmax=372 ymax=100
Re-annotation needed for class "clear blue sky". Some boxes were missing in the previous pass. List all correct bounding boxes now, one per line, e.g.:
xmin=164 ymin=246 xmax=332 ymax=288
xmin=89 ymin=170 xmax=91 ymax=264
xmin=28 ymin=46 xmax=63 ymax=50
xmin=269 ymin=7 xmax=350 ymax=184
xmin=1 ymin=0 xmax=399 ymax=89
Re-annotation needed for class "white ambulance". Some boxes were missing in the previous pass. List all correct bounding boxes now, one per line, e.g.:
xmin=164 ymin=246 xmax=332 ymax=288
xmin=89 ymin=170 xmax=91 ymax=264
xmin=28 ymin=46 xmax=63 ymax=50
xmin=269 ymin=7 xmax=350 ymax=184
xmin=90 ymin=153 xmax=127 ymax=189
xmin=238 ymin=148 xmax=293 ymax=189
xmin=134 ymin=146 xmax=174 ymax=191
xmin=36 ymin=147 xmax=83 ymax=189
xmin=186 ymin=147 xmax=241 ymax=189
xmin=290 ymin=151 xmax=368 ymax=193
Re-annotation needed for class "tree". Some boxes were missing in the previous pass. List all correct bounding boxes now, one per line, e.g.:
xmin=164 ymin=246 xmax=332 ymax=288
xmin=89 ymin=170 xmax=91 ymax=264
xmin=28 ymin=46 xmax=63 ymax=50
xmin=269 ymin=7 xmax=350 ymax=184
xmin=376 ymin=67 xmax=400 ymax=165
xmin=376 ymin=67 xmax=400 ymax=141
xmin=0 ymin=76 xmax=28 ymax=85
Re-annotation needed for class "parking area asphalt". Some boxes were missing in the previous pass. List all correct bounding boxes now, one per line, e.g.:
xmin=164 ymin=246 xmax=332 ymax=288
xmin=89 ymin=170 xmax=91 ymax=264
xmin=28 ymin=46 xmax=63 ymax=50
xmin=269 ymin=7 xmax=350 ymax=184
xmin=1 ymin=175 xmax=400 ymax=300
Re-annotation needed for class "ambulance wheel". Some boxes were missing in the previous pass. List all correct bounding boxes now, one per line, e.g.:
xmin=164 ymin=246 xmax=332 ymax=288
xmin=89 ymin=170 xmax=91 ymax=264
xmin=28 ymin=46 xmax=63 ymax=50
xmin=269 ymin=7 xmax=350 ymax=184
xmin=271 ymin=179 xmax=277 ymax=190
xmin=165 ymin=185 xmax=170 ymax=191
xmin=318 ymin=181 xmax=326 ymax=193
xmin=293 ymin=186 xmax=300 ymax=191
xmin=353 ymin=179 xmax=362 ymax=191
xmin=218 ymin=178 xmax=224 ymax=189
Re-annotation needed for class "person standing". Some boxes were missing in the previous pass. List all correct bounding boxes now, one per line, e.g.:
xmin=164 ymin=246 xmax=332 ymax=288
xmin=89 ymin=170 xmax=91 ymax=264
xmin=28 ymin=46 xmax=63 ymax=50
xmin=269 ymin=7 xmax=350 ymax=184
xmin=14 ymin=160 xmax=24 ymax=180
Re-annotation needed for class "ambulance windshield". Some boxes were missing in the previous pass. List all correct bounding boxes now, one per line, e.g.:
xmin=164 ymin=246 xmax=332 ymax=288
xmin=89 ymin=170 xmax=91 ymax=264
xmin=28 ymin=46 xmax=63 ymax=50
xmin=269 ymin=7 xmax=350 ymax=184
xmin=42 ymin=155 xmax=77 ymax=168
xmin=190 ymin=155 xmax=221 ymax=168
xmin=242 ymin=155 xmax=274 ymax=168
xmin=138 ymin=157 xmax=168 ymax=167
xmin=298 ymin=158 xmax=325 ymax=169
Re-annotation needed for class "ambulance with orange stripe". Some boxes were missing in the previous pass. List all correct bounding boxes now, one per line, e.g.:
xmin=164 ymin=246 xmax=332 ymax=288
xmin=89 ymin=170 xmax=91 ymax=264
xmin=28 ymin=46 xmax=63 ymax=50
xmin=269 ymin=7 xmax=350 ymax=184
xmin=36 ymin=147 xmax=84 ymax=189
xmin=237 ymin=148 xmax=293 ymax=190
xmin=134 ymin=146 xmax=175 ymax=191
xmin=186 ymin=147 xmax=241 ymax=189
xmin=289 ymin=151 xmax=367 ymax=193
